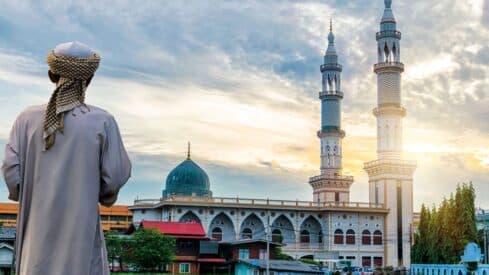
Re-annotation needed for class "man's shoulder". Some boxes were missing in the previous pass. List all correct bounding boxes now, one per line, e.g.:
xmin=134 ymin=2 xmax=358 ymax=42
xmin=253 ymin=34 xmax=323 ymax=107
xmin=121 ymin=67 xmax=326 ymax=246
xmin=16 ymin=104 xmax=46 ymax=121
xmin=84 ymin=105 xmax=115 ymax=120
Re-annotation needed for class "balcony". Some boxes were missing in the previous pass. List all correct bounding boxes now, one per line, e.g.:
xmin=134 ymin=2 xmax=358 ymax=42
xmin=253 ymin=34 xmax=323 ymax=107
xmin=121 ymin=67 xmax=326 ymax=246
xmin=132 ymin=196 xmax=385 ymax=211
xmin=320 ymin=63 xmax=342 ymax=72
xmin=319 ymin=91 xmax=343 ymax=99
xmin=373 ymin=62 xmax=404 ymax=73
xmin=376 ymin=30 xmax=401 ymax=40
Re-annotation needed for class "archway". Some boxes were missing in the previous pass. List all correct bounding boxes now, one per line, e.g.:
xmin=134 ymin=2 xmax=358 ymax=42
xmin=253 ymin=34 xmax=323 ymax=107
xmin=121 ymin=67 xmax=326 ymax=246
xmin=300 ymin=216 xmax=322 ymax=247
xmin=208 ymin=213 xmax=236 ymax=241
xmin=240 ymin=213 xmax=265 ymax=240
xmin=179 ymin=211 xmax=201 ymax=223
xmin=346 ymin=229 xmax=356 ymax=245
xmin=334 ymin=229 xmax=344 ymax=245
xmin=362 ymin=229 xmax=371 ymax=245
xmin=271 ymin=215 xmax=295 ymax=245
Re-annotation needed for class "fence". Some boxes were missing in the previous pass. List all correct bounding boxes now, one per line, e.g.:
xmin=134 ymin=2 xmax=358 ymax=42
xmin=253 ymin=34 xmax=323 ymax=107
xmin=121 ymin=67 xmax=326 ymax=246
xmin=411 ymin=264 xmax=489 ymax=275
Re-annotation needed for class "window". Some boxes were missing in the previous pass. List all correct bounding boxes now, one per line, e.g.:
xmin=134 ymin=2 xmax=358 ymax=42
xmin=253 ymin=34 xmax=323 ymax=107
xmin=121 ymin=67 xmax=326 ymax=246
xmin=346 ymin=256 xmax=356 ymax=260
xmin=362 ymin=256 xmax=372 ymax=267
xmin=259 ymin=249 xmax=267 ymax=260
xmin=318 ymin=231 xmax=323 ymax=244
xmin=272 ymin=229 xmax=283 ymax=243
xmin=373 ymin=230 xmax=383 ymax=245
xmin=346 ymin=229 xmax=355 ymax=245
xmin=334 ymin=229 xmax=344 ymax=245
xmin=300 ymin=230 xmax=310 ymax=243
xmin=211 ymin=227 xmax=222 ymax=241
xmin=373 ymin=256 xmax=383 ymax=267
xmin=335 ymin=192 xmax=340 ymax=202
xmin=241 ymin=228 xmax=252 ymax=239
xmin=179 ymin=263 xmax=190 ymax=273
xmin=362 ymin=230 xmax=371 ymax=245
xmin=239 ymin=249 xmax=250 ymax=259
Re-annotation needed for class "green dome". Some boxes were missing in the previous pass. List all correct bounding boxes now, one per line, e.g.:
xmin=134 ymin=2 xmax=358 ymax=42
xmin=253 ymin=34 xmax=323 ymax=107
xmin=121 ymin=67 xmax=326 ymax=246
xmin=162 ymin=157 xmax=212 ymax=198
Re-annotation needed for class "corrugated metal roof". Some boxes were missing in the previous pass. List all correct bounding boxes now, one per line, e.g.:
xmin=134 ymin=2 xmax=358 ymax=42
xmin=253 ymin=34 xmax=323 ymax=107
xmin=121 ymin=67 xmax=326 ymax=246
xmin=239 ymin=259 xmax=322 ymax=273
xmin=140 ymin=221 xmax=207 ymax=238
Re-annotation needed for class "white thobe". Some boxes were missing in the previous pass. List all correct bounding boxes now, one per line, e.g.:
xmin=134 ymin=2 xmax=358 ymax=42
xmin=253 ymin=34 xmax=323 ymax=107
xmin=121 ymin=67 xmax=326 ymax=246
xmin=2 ymin=104 xmax=131 ymax=275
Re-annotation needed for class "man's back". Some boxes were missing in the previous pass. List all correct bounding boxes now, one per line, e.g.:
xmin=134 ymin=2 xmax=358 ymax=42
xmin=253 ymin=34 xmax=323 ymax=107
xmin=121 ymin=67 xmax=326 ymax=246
xmin=3 ymin=103 xmax=131 ymax=275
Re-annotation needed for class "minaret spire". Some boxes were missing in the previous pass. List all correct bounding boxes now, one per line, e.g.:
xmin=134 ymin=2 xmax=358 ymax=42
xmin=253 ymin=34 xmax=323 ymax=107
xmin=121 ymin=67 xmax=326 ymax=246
xmin=187 ymin=142 xmax=191 ymax=159
xmin=364 ymin=0 xmax=416 ymax=268
xmin=309 ymin=21 xmax=353 ymax=205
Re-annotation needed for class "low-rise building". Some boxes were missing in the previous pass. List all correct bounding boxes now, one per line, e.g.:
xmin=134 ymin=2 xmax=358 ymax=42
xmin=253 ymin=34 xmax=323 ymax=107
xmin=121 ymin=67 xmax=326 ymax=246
xmin=0 ymin=203 xmax=132 ymax=232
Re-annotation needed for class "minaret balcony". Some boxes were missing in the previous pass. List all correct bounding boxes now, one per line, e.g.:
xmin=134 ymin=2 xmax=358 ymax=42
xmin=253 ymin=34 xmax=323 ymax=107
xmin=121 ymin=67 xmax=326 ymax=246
xmin=376 ymin=30 xmax=401 ymax=40
xmin=319 ymin=90 xmax=343 ymax=99
xmin=373 ymin=62 xmax=404 ymax=73
xmin=320 ymin=63 xmax=342 ymax=72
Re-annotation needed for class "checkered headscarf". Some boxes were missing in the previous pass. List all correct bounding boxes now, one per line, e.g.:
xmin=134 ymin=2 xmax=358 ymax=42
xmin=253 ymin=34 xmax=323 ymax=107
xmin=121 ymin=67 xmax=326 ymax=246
xmin=44 ymin=50 xmax=100 ymax=150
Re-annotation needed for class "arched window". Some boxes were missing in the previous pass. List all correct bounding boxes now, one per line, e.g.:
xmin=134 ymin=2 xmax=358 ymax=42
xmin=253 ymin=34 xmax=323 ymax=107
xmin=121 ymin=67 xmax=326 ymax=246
xmin=326 ymin=145 xmax=331 ymax=166
xmin=346 ymin=229 xmax=355 ymax=245
xmin=300 ymin=230 xmax=310 ymax=243
xmin=242 ymin=228 xmax=252 ymax=239
xmin=211 ymin=227 xmax=222 ymax=241
xmin=373 ymin=230 xmax=383 ymax=245
xmin=334 ymin=229 xmax=344 ymax=245
xmin=362 ymin=230 xmax=371 ymax=245
xmin=327 ymin=75 xmax=332 ymax=92
xmin=272 ymin=229 xmax=283 ymax=243
xmin=384 ymin=42 xmax=390 ymax=62
xmin=392 ymin=43 xmax=397 ymax=61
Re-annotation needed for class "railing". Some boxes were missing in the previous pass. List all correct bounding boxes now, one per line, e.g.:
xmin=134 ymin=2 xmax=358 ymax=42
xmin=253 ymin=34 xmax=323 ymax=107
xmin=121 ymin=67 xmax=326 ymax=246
xmin=133 ymin=196 xmax=384 ymax=209
xmin=319 ymin=91 xmax=343 ymax=99
xmin=364 ymin=158 xmax=417 ymax=168
xmin=373 ymin=62 xmax=404 ymax=72
xmin=376 ymin=30 xmax=401 ymax=40
xmin=309 ymin=174 xmax=354 ymax=182
xmin=320 ymin=63 xmax=342 ymax=72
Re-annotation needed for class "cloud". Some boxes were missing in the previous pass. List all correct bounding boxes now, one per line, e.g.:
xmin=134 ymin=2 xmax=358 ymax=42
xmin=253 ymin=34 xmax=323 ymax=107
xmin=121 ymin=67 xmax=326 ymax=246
xmin=0 ymin=0 xmax=488 ymax=211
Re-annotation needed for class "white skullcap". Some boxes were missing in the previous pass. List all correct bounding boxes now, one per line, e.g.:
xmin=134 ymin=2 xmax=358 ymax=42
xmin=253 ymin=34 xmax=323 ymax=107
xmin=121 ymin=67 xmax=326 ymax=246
xmin=53 ymin=41 xmax=94 ymax=58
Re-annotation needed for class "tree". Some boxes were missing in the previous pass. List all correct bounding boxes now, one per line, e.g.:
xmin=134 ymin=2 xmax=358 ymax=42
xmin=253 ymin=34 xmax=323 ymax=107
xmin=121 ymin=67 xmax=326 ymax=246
xmin=413 ymin=182 xmax=479 ymax=264
xmin=131 ymin=228 xmax=175 ymax=272
xmin=105 ymin=231 xmax=125 ymax=271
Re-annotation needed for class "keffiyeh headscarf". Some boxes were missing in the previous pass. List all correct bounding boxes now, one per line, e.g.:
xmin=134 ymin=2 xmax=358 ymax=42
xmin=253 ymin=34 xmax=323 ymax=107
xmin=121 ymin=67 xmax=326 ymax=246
xmin=44 ymin=42 xmax=100 ymax=150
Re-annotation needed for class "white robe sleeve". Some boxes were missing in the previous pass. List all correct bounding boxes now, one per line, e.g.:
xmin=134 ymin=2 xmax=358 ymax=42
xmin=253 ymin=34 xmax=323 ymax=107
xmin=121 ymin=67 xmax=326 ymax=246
xmin=99 ymin=116 xmax=131 ymax=207
xmin=2 ymin=117 xmax=22 ymax=201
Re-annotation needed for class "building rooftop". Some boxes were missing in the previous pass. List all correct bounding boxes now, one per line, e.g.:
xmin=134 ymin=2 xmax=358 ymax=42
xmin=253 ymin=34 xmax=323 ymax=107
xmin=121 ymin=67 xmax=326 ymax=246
xmin=238 ymin=259 xmax=322 ymax=274
xmin=140 ymin=221 xmax=208 ymax=239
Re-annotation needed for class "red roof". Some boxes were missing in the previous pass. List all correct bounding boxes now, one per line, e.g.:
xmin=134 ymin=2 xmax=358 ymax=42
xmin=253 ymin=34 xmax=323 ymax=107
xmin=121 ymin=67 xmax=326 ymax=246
xmin=141 ymin=221 xmax=207 ymax=239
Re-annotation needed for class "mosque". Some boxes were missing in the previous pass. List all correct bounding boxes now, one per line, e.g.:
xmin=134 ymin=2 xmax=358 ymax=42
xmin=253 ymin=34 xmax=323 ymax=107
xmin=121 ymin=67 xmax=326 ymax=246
xmin=129 ymin=0 xmax=416 ymax=268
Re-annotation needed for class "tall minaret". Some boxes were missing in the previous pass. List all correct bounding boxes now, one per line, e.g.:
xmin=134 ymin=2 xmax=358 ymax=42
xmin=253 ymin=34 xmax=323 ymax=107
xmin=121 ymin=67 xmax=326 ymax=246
xmin=364 ymin=0 xmax=416 ymax=268
xmin=310 ymin=20 xmax=353 ymax=204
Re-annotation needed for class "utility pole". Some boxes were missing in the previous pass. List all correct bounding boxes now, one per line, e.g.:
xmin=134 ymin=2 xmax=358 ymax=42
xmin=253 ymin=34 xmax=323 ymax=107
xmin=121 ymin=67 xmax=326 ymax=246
xmin=266 ymin=212 xmax=270 ymax=275
xmin=484 ymin=224 xmax=489 ymax=264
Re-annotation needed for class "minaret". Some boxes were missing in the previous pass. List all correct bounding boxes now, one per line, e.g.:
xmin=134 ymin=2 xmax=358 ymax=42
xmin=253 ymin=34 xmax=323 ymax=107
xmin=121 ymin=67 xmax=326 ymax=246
xmin=364 ymin=0 xmax=416 ymax=267
xmin=310 ymin=20 xmax=353 ymax=204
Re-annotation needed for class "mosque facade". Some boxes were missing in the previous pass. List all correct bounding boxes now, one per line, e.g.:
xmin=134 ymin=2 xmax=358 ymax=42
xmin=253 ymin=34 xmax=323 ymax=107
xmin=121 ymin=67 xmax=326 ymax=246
xmin=129 ymin=0 xmax=415 ymax=268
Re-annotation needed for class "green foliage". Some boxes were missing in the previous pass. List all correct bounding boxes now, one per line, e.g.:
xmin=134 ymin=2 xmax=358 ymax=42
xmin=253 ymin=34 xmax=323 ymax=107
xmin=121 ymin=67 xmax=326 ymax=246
xmin=411 ymin=182 xmax=480 ymax=264
xmin=274 ymin=247 xmax=293 ymax=260
xmin=105 ymin=229 xmax=176 ymax=272
xmin=130 ymin=228 xmax=176 ymax=271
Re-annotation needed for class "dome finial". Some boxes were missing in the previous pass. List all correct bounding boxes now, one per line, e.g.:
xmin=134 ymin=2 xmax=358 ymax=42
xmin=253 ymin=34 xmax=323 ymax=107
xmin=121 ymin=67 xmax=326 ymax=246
xmin=385 ymin=0 xmax=392 ymax=9
xmin=330 ymin=17 xmax=333 ymax=32
xmin=187 ymin=141 xmax=191 ymax=159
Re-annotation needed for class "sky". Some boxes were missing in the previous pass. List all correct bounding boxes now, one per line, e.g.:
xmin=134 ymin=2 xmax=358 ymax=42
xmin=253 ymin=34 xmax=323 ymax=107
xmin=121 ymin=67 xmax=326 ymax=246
xmin=0 ymin=0 xmax=488 ymax=211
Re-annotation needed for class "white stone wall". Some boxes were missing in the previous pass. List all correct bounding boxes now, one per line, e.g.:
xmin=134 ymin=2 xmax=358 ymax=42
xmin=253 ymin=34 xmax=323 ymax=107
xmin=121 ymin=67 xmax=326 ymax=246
xmin=131 ymin=204 xmax=387 ymax=264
